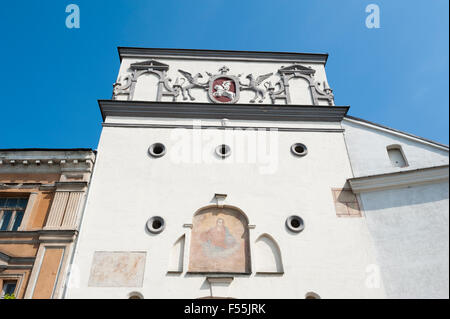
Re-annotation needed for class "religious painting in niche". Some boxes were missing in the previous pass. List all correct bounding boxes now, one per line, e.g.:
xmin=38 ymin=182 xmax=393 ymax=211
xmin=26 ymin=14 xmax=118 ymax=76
xmin=189 ymin=207 xmax=250 ymax=273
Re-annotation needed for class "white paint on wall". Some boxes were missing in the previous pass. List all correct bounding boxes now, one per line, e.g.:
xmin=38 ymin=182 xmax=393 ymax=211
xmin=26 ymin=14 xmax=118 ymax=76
xmin=343 ymin=118 xmax=449 ymax=298
xmin=133 ymin=73 xmax=158 ymax=101
xmin=65 ymin=118 xmax=383 ymax=299
xmin=342 ymin=119 xmax=449 ymax=177
xmin=255 ymin=234 xmax=284 ymax=273
xmin=289 ymin=78 xmax=313 ymax=105
xmin=361 ymin=182 xmax=449 ymax=299
xmin=386 ymin=146 xmax=407 ymax=168
xmin=168 ymin=235 xmax=185 ymax=273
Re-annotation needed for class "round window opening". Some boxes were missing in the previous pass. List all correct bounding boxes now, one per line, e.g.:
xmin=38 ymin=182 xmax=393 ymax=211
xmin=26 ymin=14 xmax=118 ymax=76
xmin=146 ymin=216 xmax=165 ymax=234
xmin=286 ymin=215 xmax=305 ymax=233
xmin=291 ymin=143 xmax=308 ymax=157
xmin=305 ymin=292 xmax=321 ymax=299
xmin=215 ymin=144 xmax=231 ymax=159
xmin=152 ymin=219 xmax=162 ymax=229
xmin=148 ymin=143 xmax=166 ymax=158
xmin=128 ymin=292 xmax=144 ymax=299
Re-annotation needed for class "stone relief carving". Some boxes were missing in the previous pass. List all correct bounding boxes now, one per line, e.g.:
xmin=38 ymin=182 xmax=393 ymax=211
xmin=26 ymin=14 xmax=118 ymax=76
xmin=112 ymin=59 xmax=334 ymax=105
xmin=240 ymin=73 xmax=273 ymax=103
xmin=177 ymin=69 xmax=208 ymax=101
xmin=112 ymin=59 xmax=181 ymax=102
xmin=265 ymin=64 xmax=334 ymax=105
xmin=206 ymin=66 xmax=240 ymax=104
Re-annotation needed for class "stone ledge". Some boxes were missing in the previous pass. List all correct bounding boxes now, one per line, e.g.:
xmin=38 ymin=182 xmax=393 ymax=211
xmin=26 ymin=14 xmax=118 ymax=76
xmin=348 ymin=165 xmax=449 ymax=193
xmin=99 ymin=100 xmax=349 ymax=123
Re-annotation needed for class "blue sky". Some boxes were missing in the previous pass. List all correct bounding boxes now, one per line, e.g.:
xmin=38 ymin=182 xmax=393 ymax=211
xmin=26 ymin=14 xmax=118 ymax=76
xmin=0 ymin=0 xmax=448 ymax=148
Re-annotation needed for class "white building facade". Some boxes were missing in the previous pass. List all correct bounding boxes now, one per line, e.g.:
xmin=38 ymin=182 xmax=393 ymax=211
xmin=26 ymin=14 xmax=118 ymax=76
xmin=64 ymin=48 xmax=449 ymax=299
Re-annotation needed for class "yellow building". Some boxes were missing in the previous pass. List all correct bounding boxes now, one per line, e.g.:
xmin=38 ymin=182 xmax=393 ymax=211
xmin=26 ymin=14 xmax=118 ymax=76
xmin=0 ymin=149 xmax=95 ymax=299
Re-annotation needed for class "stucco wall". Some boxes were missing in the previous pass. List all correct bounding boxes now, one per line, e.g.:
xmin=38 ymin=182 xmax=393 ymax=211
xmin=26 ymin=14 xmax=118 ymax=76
xmin=342 ymin=119 xmax=449 ymax=177
xmin=361 ymin=182 xmax=449 ymax=299
xmin=65 ymin=118 xmax=383 ymax=299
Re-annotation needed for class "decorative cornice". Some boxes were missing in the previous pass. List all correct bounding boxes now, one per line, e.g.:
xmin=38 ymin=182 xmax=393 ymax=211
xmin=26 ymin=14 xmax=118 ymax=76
xmin=130 ymin=59 xmax=169 ymax=71
xmin=0 ymin=181 xmax=87 ymax=191
xmin=0 ymin=251 xmax=35 ymax=267
xmin=0 ymin=230 xmax=77 ymax=248
xmin=118 ymin=47 xmax=329 ymax=64
xmin=54 ymin=181 xmax=88 ymax=191
xmin=102 ymin=122 xmax=345 ymax=133
xmin=0 ymin=150 xmax=95 ymax=179
xmin=348 ymin=165 xmax=449 ymax=193
xmin=38 ymin=229 xmax=78 ymax=243
xmin=0 ymin=183 xmax=45 ymax=190
xmin=99 ymin=100 xmax=349 ymax=122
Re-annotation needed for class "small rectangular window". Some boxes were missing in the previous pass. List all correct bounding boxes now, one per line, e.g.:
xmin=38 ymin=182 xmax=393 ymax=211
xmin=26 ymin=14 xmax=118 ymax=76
xmin=11 ymin=211 xmax=25 ymax=231
xmin=5 ymin=198 xmax=18 ymax=208
xmin=0 ymin=211 xmax=13 ymax=231
xmin=0 ymin=197 xmax=29 ymax=231
xmin=2 ymin=280 xmax=17 ymax=297
xmin=387 ymin=145 xmax=408 ymax=168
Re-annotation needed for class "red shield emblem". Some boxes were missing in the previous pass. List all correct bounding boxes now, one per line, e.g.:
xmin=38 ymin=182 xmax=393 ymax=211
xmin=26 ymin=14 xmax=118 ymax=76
xmin=209 ymin=76 xmax=239 ymax=104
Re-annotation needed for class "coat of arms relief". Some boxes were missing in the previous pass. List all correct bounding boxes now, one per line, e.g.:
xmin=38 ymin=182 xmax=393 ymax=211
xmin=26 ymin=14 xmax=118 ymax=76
xmin=113 ymin=59 xmax=334 ymax=106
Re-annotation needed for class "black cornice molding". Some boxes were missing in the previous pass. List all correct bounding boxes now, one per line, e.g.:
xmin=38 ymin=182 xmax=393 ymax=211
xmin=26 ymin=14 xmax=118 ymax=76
xmin=98 ymin=100 xmax=349 ymax=123
xmin=118 ymin=47 xmax=329 ymax=64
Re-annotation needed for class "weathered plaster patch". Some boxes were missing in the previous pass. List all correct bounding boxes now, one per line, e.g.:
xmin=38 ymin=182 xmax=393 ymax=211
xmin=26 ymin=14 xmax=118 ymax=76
xmin=88 ymin=251 xmax=146 ymax=287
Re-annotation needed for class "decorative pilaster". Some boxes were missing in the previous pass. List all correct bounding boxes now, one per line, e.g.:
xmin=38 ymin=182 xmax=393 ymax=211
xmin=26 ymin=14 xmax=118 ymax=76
xmin=45 ymin=192 xmax=69 ymax=229
xmin=44 ymin=182 xmax=87 ymax=230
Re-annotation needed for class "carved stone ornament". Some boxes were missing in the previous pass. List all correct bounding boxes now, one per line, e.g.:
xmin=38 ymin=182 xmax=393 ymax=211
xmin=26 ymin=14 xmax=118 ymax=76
xmin=265 ymin=64 xmax=335 ymax=105
xmin=240 ymin=73 xmax=273 ymax=103
xmin=207 ymin=66 xmax=240 ymax=104
xmin=112 ymin=59 xmax=334 ymax=106
xmin=177 ymin=69 xmax=208 ymax=101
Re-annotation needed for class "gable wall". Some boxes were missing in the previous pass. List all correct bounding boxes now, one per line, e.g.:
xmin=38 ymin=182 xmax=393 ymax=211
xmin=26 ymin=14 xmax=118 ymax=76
xmin=342 ymin=119 xmax=449 ymax=177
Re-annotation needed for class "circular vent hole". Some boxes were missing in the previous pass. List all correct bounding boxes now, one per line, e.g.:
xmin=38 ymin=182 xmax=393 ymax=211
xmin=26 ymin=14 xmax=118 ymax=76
xmin=153 ymin=145 xmax=164 ymax=155
xmin=152 ymin=219 xmax=162 ymax=229
xmin=128 ymin=292 xmax=144 ymax=299
xmin=215 ymin=144 xmax=231 ymax=158
xmin=148 ymin=143 xmax=166 ymax=158
xmin=146 ymin=216 xmax=165 ymax=234
xmin=291 ymin=143 xmax=308 ymax=157
xmin=286 ymin=215 xmax=305 ymax=233
xmin=305 ymin=292 xmax=321 ymax=299
xmin=291 ymin=218 xmax=301 ymax=228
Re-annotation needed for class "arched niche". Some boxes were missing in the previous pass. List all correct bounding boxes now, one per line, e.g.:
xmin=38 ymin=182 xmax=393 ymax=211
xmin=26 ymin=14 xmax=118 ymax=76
xmin=387 ymin=144 xmax=408 ymax=168
xmin=289 ymin=77 xmax=314 ymax=105
xmin=168 ymin=234 xmax=185 ymax=273
xmin=188 ymin=205 xmax=251 ymax=274
xmin=255 ymin=234 xmax=284 ymax=274
xmin=133 ymin=72 xmax=159 ymax=101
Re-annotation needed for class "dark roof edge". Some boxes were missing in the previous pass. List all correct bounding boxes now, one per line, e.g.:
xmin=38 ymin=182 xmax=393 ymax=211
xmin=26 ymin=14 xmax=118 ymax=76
xmin=118 ymin=47 xmax=329 ymax=64
xmin=344 ymin=115 xmax=449 ymax=150
xmin=98 ymin=100 xmax=348 ymax=123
